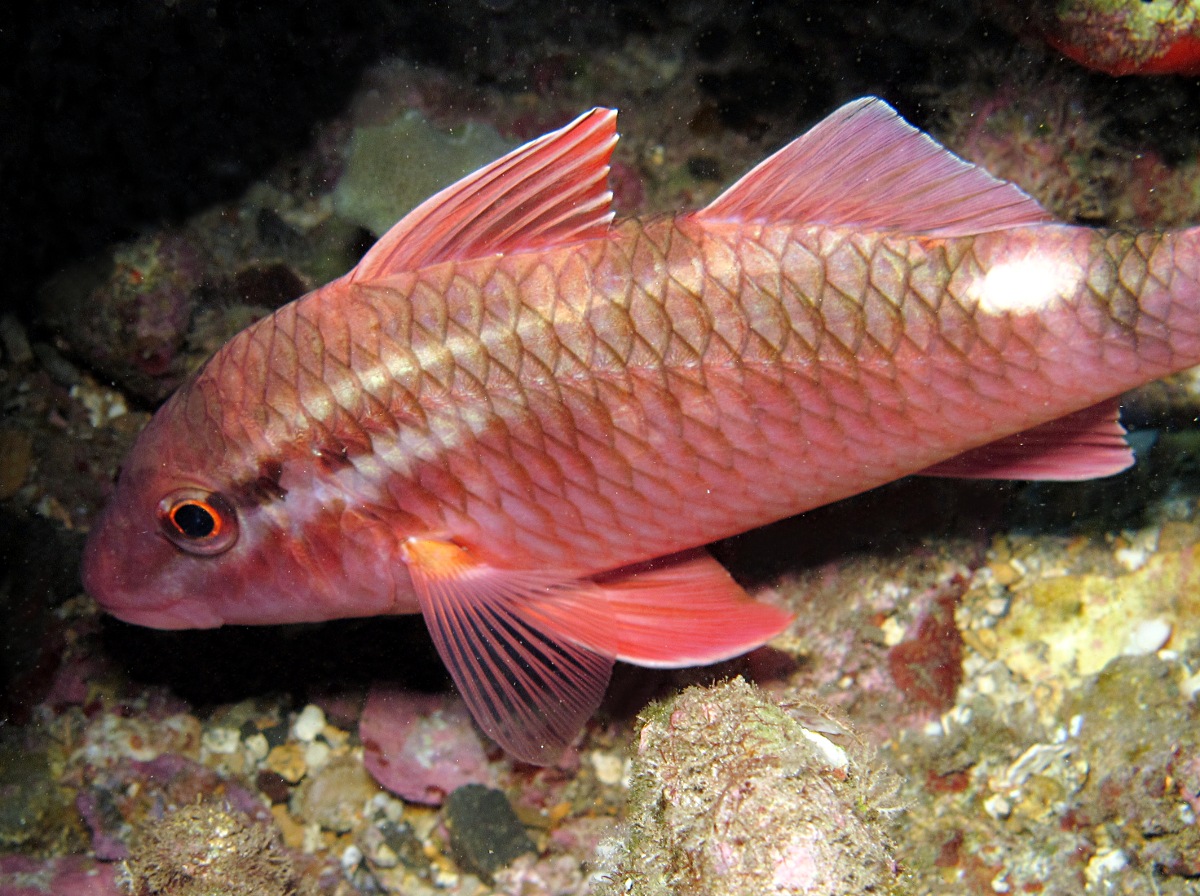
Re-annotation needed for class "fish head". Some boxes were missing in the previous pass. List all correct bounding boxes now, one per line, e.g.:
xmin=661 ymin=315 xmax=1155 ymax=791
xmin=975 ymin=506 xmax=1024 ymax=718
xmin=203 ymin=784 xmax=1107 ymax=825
xmin=83 ymin=389 xmax=417 ymax=630
xmin=82 ymin=398 xmax=244 ymax=628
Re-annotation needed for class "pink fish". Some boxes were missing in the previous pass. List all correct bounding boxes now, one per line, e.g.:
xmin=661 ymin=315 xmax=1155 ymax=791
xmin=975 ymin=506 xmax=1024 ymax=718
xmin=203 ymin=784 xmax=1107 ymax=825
xmin=83 ymin=98 xmax=1200 ymax=763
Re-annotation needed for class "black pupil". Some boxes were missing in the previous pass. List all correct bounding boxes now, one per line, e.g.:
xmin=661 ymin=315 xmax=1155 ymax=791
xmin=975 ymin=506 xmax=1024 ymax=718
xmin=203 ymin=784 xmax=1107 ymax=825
xmin=173 ymin=502 xmax=216 ymax=539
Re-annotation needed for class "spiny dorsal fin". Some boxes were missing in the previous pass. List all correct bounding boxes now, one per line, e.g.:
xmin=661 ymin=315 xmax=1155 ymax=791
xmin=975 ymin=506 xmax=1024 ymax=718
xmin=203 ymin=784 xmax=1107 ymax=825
xmin=697 ymin=97 xmax=1054 ymax=236
xmin=350 ymin=108 xmax=617 ymax=282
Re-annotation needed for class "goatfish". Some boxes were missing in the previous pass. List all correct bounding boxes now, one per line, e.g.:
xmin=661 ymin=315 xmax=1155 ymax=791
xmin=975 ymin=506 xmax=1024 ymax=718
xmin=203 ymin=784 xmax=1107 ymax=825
xmin=83 ymin=98 xmax=1200 ymax=763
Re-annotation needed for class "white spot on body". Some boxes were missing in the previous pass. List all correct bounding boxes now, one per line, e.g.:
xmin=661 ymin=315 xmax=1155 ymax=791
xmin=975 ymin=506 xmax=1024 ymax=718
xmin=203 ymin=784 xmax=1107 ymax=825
xmin=336 ymin=369 xmax=378 ymax=408
xmin=968 ymin=253 xmax=1082 ymax=315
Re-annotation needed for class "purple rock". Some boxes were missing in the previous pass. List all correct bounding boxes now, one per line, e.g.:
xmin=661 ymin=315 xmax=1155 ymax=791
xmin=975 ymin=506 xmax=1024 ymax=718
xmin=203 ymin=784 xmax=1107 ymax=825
xmin=38 ymin=231 xmax=208 ymax=402
xmin=0 ymin=855 xmax=122 ymax=896
xmin=78 ymin=754 xmax=271 ymax=859
xmin=74 ymin=791 xmax=128 ymax=861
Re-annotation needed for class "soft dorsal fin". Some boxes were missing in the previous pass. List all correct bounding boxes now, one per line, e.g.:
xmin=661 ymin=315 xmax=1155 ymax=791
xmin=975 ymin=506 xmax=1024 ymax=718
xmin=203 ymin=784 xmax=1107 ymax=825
xmin=697 ymin=97 xmax=1054 ymax=236
xmin=349 ymin=108 xmax=618 ymax=282
xmin=919 ymin=399 xmax=1133 ymax=481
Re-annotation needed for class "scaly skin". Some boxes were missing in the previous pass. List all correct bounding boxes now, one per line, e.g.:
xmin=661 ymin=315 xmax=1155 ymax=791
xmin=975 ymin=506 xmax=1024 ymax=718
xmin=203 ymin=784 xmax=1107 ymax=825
xmin=92 ymin=214 xmax=1198 ymax=629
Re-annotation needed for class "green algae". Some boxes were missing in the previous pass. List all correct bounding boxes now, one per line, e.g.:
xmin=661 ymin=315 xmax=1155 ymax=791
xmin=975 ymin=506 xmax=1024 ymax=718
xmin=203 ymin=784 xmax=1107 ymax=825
xmin=332 ymin=111 xmax=516 ymax=237
xmin=0 ymin=743 xmax=85 ymax=854
xmin=1056 ymin=0 xmax=1199 ymax=39
xmin=989 ymin=540 xmax=1200 ymax=685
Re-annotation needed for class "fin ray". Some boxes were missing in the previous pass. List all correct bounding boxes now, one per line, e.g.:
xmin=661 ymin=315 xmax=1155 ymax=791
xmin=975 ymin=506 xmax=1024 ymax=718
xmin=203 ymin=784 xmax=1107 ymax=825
xmin=402 ymin=538 xmax=612 ymax=765
xmin=401 ymin=540 xmax=792 ymax=761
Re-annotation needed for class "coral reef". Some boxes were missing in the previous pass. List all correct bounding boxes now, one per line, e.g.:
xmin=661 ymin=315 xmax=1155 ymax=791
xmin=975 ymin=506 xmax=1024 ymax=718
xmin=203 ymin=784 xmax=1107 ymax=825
xmin=5 ymin=3 xmax=1200 ymax=894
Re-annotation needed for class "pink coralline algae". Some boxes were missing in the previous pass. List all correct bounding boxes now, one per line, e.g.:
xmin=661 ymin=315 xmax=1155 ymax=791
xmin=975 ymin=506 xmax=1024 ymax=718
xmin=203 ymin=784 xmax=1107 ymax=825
xmin=887 ymin=583 xmax=965 ymax=713
xmin=359 ymin=685 xmax=495 ymax=805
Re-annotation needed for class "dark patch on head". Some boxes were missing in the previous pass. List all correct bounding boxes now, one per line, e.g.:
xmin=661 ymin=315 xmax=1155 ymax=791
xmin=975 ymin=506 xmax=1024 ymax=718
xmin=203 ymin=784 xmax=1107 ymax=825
xmin=318 ymin=421 xmax=381 ymax=465
xmin=231 ymin=458 xmax=287 ymax=506
xmin=313 ymin=441 xmax=354 ymax=472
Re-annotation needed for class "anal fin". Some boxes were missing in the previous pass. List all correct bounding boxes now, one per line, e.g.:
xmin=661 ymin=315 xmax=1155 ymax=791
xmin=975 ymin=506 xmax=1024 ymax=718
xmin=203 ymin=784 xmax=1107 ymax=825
xmin=579 ymin=549 xmax=794 ymax=667
xmin=919 ymin=399 xmax=1133 ymax=481
xmin=492 ymin=548 xmax=793 ymax=667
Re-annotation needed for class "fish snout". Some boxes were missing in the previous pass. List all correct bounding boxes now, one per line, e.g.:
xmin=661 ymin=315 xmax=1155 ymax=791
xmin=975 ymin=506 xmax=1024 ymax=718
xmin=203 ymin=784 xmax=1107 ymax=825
xmin=82 ymin=508 xmax=224 ymax=630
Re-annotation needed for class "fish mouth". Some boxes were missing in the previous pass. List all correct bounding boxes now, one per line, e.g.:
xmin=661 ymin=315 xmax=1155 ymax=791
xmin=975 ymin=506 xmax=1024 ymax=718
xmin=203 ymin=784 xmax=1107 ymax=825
xmin=82 ymin=517 xmax=225 ymax=630
xmin=101 ymin=598 xmax=225 ymax=630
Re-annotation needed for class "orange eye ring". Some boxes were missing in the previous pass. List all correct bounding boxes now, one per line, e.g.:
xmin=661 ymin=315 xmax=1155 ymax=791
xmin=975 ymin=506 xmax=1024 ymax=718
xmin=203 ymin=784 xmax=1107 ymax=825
xmin=158 ymin=489 xmax=239 ymax=555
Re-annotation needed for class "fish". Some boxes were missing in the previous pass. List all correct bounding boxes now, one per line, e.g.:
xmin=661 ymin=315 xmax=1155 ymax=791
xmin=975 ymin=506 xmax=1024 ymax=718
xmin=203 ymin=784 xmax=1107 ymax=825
xmin=82 ymin=98 xmax=1200 ymax=763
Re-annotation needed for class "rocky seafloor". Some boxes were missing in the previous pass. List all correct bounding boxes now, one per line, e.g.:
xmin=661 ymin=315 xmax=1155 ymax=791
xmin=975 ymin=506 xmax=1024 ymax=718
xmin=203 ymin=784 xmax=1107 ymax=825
xmin=4 ymin=1 xmax=1200 ymax=894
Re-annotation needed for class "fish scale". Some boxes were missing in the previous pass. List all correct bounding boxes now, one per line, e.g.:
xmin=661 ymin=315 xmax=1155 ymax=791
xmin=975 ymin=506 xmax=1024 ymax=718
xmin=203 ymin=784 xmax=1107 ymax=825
xmin=84 ymin=99 xmax=1200 ymax=763
xmin=168 ymin=223 xmax=1194 ymax=587
xmin=187 ymin=220 xmax=1173 ymax=573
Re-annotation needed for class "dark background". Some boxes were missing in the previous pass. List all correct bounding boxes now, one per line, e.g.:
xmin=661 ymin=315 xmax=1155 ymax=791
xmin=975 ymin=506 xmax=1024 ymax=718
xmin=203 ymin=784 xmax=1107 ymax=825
xmin=1 ymin=0 xmax=1028 ymax=316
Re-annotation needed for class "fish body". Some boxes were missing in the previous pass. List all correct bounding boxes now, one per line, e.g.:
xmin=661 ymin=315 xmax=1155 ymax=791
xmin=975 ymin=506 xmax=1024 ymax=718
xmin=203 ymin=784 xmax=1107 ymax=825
xmin=83 ymin=99 xmax=1200 ymax=762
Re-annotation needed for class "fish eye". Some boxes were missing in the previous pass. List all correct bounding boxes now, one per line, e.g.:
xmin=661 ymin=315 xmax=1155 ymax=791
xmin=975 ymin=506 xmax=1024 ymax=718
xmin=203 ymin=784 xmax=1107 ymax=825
xmin=157 ymin=489 xmax=239 ymax=555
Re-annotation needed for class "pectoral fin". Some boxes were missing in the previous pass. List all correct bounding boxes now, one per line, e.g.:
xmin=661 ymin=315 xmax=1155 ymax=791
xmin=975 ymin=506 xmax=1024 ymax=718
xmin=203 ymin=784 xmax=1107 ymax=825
xmin=401 ymin=539 xmax=793 ymax=764
xmin=400 ymin=537 xmax=613 ymax=765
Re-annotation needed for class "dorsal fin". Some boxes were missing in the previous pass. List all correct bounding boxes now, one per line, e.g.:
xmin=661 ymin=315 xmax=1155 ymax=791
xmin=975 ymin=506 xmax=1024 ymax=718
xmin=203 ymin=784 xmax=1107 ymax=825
xmin=349 ymin=108 xmax=618 ymax=282
xmin=696 ymin=97 xmax=1054 ymax=236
